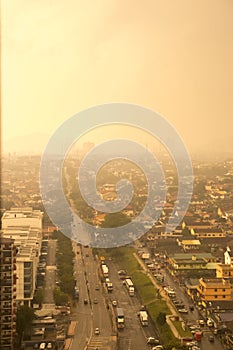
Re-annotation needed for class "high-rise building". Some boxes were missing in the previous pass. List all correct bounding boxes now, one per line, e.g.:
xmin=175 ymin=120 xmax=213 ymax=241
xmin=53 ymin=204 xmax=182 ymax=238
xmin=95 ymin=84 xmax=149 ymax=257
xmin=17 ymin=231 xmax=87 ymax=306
xmin=0 ymin=235 xmax=17 ymax=350
xmin=2 ymin=208 xmax=43 ymax=306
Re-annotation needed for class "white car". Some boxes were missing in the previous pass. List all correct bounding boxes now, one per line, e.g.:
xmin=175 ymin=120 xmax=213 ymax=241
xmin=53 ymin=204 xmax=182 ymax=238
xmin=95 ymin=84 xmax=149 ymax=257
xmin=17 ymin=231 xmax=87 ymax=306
xmin=94 ymin=327 xmax=100 ymax=335
xmin=178 ymin=308 xmax=188 ymax=314
xmin=152 ymin=346 xmax=163 ymax=350
xmin=147 ymin=337 xmax=160 ymax=345
xmin=112 ymin=300 xmax=117 ymax=307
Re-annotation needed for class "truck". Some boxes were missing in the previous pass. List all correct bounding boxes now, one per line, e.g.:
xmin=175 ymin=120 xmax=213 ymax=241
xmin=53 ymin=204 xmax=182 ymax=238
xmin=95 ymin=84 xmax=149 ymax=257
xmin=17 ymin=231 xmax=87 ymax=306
xmin=125 ymin=278 xmax=135 ymax=296
xmin=116 ymin=308 xmax=125 ymax=329
xmin=101 ymin=264 xmax=109 ymax=277
xmin=106 ymin=281 xmax=113 ymax=292
xmin=141 ymin=253 xmax=150 ymax=260
xmin=139 ymin=311 xmax=148 ymax=326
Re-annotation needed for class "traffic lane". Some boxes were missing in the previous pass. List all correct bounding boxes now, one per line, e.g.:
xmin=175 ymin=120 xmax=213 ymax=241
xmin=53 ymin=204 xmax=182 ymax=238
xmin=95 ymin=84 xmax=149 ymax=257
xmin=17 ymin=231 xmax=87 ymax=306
xmin=71 ymin=242 xmax=93 ymax=349
xmin=107 ymin=260 xmax=154 ymax=350
xmin=83 ymin=248 xmax=113 ymax=337
xmin=200 ymin=331 xmax=226 ymax=350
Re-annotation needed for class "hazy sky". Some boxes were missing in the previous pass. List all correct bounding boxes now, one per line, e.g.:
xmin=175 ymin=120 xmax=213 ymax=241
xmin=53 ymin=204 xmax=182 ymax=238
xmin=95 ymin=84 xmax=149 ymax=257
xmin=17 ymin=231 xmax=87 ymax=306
xmin=2 ymin=0 xmax=233 ymax=155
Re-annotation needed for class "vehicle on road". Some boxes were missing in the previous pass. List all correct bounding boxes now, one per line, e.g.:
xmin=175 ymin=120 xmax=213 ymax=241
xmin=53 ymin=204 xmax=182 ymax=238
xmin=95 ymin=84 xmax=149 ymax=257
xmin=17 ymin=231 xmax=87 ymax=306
xmin=94 ymin=327 xmax=100 ymax=335
xmin=106 ymin=281 xmax=113 ymax=292
xmin=84 ymin=299 xmax=88 ymax=305
xmin=125 ymin=278 xmax=135 ymax=296
xmin=112 ymin=300 xmax=117 ymax=307
xmin=101 ymin=264 xmax=109 ymax=277
xmin=178 ymin=308 xmax=188 ymax=314
xmin=147 ymin=337 xmax=160 ymax=345
xmin=95 ymin=284 xmax=100 ymax=290
xmin=139 ymin=310 xmax=148 ymax=326
xmin=116 ymin=307 xmax=125 ymax=329
xmin=208 ymin=335 xmax=214 ymax=342
xmin=94 ymin=298 xmax=98 ymax=304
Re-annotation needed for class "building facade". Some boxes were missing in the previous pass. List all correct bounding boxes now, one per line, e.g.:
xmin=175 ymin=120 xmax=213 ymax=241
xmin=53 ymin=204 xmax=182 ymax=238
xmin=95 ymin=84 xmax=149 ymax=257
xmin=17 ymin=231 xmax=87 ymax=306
xmin=197 ymin=278 xmax=232 ymax=302
xmin=0 ymin=236 xmax=17 ymax=350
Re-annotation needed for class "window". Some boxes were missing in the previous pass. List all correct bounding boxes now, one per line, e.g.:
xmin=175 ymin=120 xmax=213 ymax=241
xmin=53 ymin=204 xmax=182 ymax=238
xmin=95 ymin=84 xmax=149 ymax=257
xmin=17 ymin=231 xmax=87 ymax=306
xmin=214 ymin=289 xmax=218 ymax=292
xmin=223 ymin=289 xmax=226 ymax=292
xmin=214 ymin=295 xmax=217 ymax=299
xmin=223 ymin=295 xmax=226 ymax=298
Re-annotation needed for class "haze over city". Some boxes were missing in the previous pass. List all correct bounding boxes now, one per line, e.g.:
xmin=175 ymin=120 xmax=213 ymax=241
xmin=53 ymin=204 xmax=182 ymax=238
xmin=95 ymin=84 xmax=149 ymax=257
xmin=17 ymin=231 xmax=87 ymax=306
xmin=2 ymin=0 xmax=233 ymax=157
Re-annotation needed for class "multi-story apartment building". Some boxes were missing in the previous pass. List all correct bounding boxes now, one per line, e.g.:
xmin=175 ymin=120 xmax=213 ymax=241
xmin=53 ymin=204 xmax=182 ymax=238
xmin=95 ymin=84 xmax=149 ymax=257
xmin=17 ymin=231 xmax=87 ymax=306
xmin=216 ymin=264 xmax=233 ymax=279
xmin=197 ymin=278 xmax=232 ymax=302
xmin=2 ymin=207 xmax=43 ymax=230
xmin=2 ymin=208 xmax=43 ymax=306
xmin=0 ymin=236 xmax=17 ymax=350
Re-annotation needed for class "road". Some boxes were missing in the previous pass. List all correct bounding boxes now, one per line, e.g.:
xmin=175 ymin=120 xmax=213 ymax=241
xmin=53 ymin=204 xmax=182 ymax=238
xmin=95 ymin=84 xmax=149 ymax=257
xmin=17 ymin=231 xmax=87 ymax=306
xmin=71 ymin=243 xmax=116 ymax=350
xmin=106 ymin=259 xmax=159 ymax=350
xmin=162 ymin=268 xmax=225 ymax=350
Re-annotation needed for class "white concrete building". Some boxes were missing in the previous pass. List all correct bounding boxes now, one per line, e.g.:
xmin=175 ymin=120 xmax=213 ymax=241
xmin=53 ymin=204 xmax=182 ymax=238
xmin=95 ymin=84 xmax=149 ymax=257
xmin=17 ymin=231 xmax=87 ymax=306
xmin=2 ymin=208 xmax=43 ymax=305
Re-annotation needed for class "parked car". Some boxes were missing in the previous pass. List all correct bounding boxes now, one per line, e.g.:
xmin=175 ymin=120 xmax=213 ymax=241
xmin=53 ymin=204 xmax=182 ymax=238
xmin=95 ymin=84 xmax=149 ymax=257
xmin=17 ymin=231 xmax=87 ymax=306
xmin=152 ymin=346 xmax=163 ymax=350
xmin=84 ymin=299 xmax=88 ymax=304
xmin=147 ymin=337 xmax=160 ymax=345
xmin=208 ymin=335 xmax=214 ymax=342
xmin=178 ymin=308 xmax=188 ymax=314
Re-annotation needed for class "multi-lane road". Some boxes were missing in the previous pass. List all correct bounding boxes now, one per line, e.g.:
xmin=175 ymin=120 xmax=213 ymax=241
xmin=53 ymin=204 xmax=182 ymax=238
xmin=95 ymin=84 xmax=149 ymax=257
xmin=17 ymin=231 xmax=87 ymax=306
xmin=70 ymin=244 xmax=160 ymax=350
xmin=71 ymin=243 xmax=115 ymax=350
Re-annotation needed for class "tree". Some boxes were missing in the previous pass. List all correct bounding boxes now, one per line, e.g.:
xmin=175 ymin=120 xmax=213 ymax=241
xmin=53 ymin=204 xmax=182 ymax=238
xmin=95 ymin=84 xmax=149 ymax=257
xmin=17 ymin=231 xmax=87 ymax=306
xmin=53 ymin=287 xmax=69 ymax=306
xmin=101 ymin=212 xmax=131 ymax=228
xmin=156 ymin=312 xmax=166 ymax=325
xmin=33 ymin=288 xmax=44 ymax=306
xmin=16 ymin=305 xmax=35 ymax=340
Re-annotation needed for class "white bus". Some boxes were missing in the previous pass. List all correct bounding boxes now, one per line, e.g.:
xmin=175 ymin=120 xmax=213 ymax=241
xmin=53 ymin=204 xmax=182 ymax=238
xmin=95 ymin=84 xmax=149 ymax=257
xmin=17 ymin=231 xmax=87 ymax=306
xmin=125 ymin=278 xmax=135 ymax=296
xmin=101 ymin=264 xmax=109 ymax=277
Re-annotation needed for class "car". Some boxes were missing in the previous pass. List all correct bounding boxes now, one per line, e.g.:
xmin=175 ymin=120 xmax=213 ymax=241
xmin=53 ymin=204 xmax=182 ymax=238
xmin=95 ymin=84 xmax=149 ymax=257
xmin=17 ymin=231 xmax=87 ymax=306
xmin=39 ymin=344 xmax=46 ymax=350
xmin=118 ymin=270 xmax=126 ymax=275
xmin=94 ymin=298 xmax=98 ymax=304
xmin=189 ymin=305 xmax=194 ymax=311
xmin=84 ymin=299 xmax=88 ymax=304
xmin=152 ymin=346 xmax=163 ymax=350
xmin=85 ymin=253 xmax=89 ymax=257
xmin=178 ymin=308 xmax=188 ymax=314
xmin=197 ymin=319 xmax=205 ymax=326
xmin=208 ymin=335 xmax=214 ymax=342
xmin=95 ymin=284 xmax=100 ymax=290
xmin=46 ymin=343 xmax=53 ymax=349
xmin=112 ymin=300 xmax=117 ymax=307
xmin=147 ymin=337 xmax=160 ymax=345
xmin=94 ymin=327 xmax=100 ymax=335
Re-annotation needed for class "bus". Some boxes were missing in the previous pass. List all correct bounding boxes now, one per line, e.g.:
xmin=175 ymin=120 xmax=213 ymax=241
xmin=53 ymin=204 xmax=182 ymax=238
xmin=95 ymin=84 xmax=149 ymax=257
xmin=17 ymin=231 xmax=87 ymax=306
xmin=67 ymin=321 xmax=76 ymax=338
xmin=101 ymin=264 xmax=109 ymax=277
xmin=63 ymin=338 xmax=72 ymax=350
xmin=125 ymin=278 xmax=134 ymax=296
